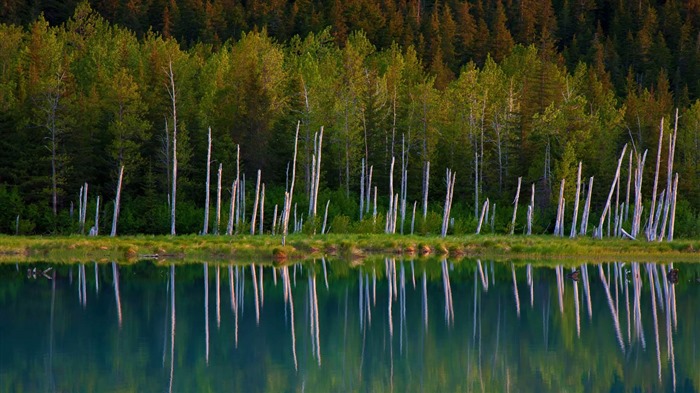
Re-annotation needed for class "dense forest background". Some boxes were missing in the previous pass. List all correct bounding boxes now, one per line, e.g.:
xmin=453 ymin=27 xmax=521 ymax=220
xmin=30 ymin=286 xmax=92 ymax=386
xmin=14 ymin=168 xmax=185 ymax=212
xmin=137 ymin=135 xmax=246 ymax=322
xmin=0 ymin=0 xmax=699 ymax=236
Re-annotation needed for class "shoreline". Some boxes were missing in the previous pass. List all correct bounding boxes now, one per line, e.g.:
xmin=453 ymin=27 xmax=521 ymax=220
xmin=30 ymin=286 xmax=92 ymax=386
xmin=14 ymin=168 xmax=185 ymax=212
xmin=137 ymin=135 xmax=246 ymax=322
xmin=1 ymin=234 xmax=699 ymax=264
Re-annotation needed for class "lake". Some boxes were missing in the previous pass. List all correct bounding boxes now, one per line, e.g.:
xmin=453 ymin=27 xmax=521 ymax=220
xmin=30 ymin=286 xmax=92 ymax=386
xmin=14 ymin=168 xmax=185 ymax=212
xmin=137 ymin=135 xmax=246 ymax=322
xmin=1 ymin=258 xmax=698 ymax=392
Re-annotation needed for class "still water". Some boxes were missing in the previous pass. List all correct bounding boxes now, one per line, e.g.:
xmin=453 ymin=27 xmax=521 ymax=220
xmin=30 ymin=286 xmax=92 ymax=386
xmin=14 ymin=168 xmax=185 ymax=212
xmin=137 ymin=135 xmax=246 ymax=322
xmin=0 ymin=259 xmax=698 ymax=392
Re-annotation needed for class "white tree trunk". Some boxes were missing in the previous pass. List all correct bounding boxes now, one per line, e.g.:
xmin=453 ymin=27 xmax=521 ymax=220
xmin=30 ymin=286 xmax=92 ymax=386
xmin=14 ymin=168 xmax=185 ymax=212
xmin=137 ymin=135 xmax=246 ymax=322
xmin=580 ymin=177 xmax=594 ymax=236
xmin=283 ymin=122 xmax=300 ymax=245
xmin=411 ymin=201 xmax=417 ymax=235
xmin=595 ymin=144 xmax=628 ymax=239
xmin=570 ymin=162 xmax=582 ymax=238
xmin=203 ymin=127 xmax=212 ymax=235
xmin=89 ymin=196 xmax=100 ymax=236
xmin=167 ymin=61 xmax=178 ymax=236
xmin=271 ymin=204 xmax=278 ymax=235
xmin=625 ymin=150 xmax=632 ymax=222
xmin=554 ymin=178 xmax=565 ymax=236
xmin=373 ymin=186 xmax=377 ymax=223
xmin=322 ymin=200 xmax=330 ymax=234
xmin=659 ymin=109 xmax=678 ymax=241
xmin=386 ymin=156 xmax=395 ymax=234
xmin=647 ymin=118 xmax=664 ymax=240
xmin=668 ymin=173 xmax=678 ymax=241
xmin=251 ymin=169 xmax=262 ymax=235
xmin=259 ymin=183 xmax=265 ymax=235
xmin=527 ymin=183 xmax=535 ymax=235
xmin=235 ymin=145 xmax=240 ymax=230
xmin=215 ymin=163 xmax=222 ymax=235
xmin=313 ymin=127 xmax=323 ymax=217
xmin=360 ymin=158 xmax=365 ymax=220
xmin=423 ymin=161 xmax=430 ymax=219
xmin=226 ymin=180 xmax=237 ymax=235
xmin=476 ymin=199 xmax=489 ymax=235
xmin=366 ymin=165 xmax=372 ymax=214
xmin=510 ymin=176 xmax=522 ymax=235
xmin=110 ymin=165 xmax=124 ymax=237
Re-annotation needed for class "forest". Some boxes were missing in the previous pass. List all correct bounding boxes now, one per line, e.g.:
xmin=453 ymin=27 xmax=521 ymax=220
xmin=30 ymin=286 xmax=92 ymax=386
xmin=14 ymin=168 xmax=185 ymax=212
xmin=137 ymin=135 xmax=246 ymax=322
xmin=0 ymin=0 xmax=699 ymax=237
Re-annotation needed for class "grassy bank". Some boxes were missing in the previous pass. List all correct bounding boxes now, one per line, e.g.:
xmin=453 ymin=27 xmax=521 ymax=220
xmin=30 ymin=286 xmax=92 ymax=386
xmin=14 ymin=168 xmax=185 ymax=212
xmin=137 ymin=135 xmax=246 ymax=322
xmin=1 ymin=234 xmax=700 ymax=264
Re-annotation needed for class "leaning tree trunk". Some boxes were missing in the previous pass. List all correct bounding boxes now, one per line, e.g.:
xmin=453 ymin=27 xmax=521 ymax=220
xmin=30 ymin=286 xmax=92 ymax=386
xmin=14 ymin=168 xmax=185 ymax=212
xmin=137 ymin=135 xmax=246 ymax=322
xmin=510 ymin=177 xmax=522 ymax=235
xmin=595 ymin=144 xmax=628 ymax=239
xmin=110 ymin=165 xmax=124 ymax=237
xmin=647 ymin=118 xmax=664 ymax=240
xmin=282 ymin=122 xmax=300 ymax=246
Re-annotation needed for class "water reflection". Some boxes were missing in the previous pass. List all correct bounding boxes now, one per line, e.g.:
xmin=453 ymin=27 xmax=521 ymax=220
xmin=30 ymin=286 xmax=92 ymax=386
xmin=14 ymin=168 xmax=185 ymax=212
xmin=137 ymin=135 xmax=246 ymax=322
xmin=1 ymin=259 xmax=698 ymax=392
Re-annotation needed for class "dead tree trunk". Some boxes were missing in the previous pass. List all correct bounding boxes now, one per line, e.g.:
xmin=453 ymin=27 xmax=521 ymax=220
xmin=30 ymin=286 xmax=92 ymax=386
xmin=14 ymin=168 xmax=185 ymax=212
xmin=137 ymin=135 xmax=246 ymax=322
xmin=81 ymin=183 xmax=88 ymax=235
xmin=423 ymin=161 xmax=430 ymax=219
xmin=631 ymin=151 xmax=648 ymax=238
xmin=668 ymin=173 xmax=679 ymax=241
xmin=595 ymin=144 xmax=628 ymax=239
xmin=235 ymin=145 xmax=240 ymax=231
xmin=554 ymin=179 xmax=565 ymax=236
xmin=580 ymin=177 xmax=594 ymax=236
xmin=527 ymin=183 xmax=535 ymax=235
xmin=625 ymin=150 xmax=632 ymax=222
xmin=259 ymin=184 xmax=265 ymax=235
xmin=215 ymin=164 xmax=222 ymax=235
xmin=659 ymin=109 xmax=678 ymax=241
xmin=203 ymin=127 xmax=212 ymax=235
xmin=476 ymin=199 xmax=489 ymax=235
xmin=474 ymin=153 xmax=479 ymax=218
xmin=360 ymin=158 xmax=365 ymax=220
xmin=570 ymin=162 xmax=582 ymax=238
xmin=386 ymin=156 xmax=395 ymax=234
xmin=272 ymin=204 xmax=278 ymax=235
xmin=322 ymin=200 xmax=330 ymax=234
xmin=110 ymin=165 xmax=124 ymax=237
xmin=510 ymin=177 xmax=522 ymax=235
xmin=647 ymin=118 xmax=664 ymax=240
xmin=441 ymin=169 xmax=456 ymax=238
xmin=226 ymin=180 xmax=237 ymax=235
xmin=167 ymin=61 xmax=178 ymax=236
xmin=366 ymin=165 xmax=372 ymax=214
xmin=411 ymin=201 xmax=417 ymax=235
xmin=251 ymin=169 xmax=261 ymax=235
xmin=283 ymin=122 xmax=300 ymax=245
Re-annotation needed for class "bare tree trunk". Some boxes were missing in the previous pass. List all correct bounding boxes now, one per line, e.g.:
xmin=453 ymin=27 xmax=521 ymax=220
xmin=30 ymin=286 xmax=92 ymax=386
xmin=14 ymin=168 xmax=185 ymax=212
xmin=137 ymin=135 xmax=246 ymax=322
xmin=313 ymin=127 xmax=324 ymax=217
xmin=360 ymin=158 xmax=365 ymax=220
xmin=373 ymin=186 xmax=377 ymax=223
xmin=554 ymin=179 xmax=565 ymax=236
xmin=474 ymin=152 xmax=479 ymax=218
xmin=423 ymin=161 xmax=430 ymax=219
xmin=392 ymin=193 xmax=399 ymax=234
xmin=411 ymin=201 xmax=417 ymax=235
xmin=527 ymin=183 xmax=535 ymax=235
xmin=322 ymin=200 xmax=330 ymax=234
xmin=625 ymin=150 xmax=632 ymax=222
xmin=659 ymin=109 xmax=678 ymax=241
xmin=386 ymin=157 xmax=395 ymax=233
xmin=570 ymin=162 xmax=582 ymax=238
xmin=226 ymin=180 xmax=237 ymax=235
xmin=235 ymin=145 xmax=240 ymax=231
xmin=215 ymin=164 xmax=222 ymax=235
xmin=631 ymin=151 xmax=648 ymax=238
xmin=580 ymin=177 xmax=594 ymax=236
xmin=167 ymin=61 xmax=178 ymax=236
xmin=510 ymin=177 xmax=522 ymax=235
xmin=272 ymin=204 xmax=278 ymax=235
xmin=476 ymin=199 xmax=489 ymax=234
xmin=366 ymin=165 xmax=372 ymax=214
xmin=259 ymin=184 xmax=265 ymax=235
xmin=668 ymin=173 xmax=679 ymax=241
xmin=111 ymin=166 xmax=124 ymax=237
xmin=595 ymin=144 xmax=628 ymax=239
xmin=613 ymin=170 xmax=620 ymax=237
xmin=251 ymin=169 xmax=261 ymax=235
xmin=203 ymin=127 xmax=212 ymax=235
xmin=647 ymin=118 xmax=664 ymax=240
xmin=82 ymin=183 xmax=88 ymax=235
xmin=283 ymin=122 xmax=300 ymax=245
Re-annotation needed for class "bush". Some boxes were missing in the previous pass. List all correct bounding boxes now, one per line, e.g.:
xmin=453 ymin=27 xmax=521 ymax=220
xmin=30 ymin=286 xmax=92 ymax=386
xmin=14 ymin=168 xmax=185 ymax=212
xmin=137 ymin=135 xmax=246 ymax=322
xmin=329 ymin=214 xmax=351 ymax=233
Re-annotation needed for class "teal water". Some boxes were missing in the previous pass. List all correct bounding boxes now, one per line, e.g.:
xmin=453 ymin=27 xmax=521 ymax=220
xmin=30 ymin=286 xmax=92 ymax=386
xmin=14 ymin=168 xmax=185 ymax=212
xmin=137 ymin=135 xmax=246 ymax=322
xmin=1 ymin=259 xmax=698 ymax=392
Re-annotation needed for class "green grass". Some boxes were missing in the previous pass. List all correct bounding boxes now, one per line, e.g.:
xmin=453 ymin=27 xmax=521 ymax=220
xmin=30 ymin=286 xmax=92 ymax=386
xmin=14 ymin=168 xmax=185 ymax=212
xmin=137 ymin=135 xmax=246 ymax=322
xmin=2 ymin=233 xmax=700 ymax=264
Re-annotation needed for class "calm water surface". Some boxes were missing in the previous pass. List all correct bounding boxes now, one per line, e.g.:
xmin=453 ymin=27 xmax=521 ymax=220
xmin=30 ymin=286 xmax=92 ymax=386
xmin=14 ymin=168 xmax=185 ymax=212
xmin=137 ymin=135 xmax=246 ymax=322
xmin=1 ymin=259 xmax=698 ymax=392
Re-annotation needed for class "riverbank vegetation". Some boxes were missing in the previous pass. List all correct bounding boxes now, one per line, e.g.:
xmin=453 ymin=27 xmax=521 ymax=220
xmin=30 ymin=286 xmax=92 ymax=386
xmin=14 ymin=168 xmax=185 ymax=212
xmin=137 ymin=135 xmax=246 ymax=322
xmin=2 ymin=234 xmax=700 ymax=264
